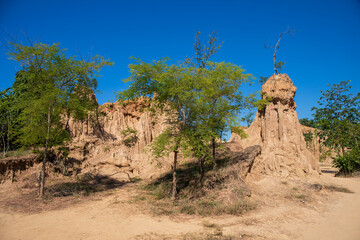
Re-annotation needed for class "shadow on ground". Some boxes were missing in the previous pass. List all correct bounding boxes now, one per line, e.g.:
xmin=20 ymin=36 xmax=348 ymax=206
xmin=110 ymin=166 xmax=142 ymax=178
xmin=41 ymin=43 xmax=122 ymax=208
xmin=0 ymin=172 xmax=131 ymax=213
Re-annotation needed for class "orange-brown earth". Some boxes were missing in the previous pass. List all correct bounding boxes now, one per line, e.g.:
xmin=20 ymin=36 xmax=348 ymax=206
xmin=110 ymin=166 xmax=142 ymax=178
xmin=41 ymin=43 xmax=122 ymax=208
xmin=0 ymin=170 xmax=359 ymax=240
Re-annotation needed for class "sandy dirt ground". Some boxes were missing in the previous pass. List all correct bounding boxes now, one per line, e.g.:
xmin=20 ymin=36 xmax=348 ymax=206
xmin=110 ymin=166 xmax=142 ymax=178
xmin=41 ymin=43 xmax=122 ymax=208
xmin=299 ymin=176 xmax=360 ymax=240
xmin=0 ymin=173 xmax=359 ymax=240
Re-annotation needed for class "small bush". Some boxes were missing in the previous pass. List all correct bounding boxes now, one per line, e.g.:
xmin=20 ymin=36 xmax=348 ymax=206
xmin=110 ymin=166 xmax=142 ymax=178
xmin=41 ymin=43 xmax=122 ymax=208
xmin=121 ymin=127 xmax=138 ymax=147
xmin=333 ymin=148 xmax=360 ymax=175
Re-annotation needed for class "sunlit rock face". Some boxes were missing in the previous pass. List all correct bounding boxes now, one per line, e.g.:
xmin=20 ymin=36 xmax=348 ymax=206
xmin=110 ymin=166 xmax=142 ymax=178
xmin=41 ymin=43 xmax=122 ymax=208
xmin=229 ymin=74 xmax=320 ymax=178
xmin=67 ymin=97 xmax=172 ymax=180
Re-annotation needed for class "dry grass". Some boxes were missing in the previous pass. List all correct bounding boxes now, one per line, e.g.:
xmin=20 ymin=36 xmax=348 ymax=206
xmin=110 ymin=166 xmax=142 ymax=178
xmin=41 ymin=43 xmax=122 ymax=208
xmin=0 ymin=171 xmax=131 ymax=213
xmin=0 ymin=149 xmax=32 ymax=159
xmin=131 ymin=155 xmax=257 ymax=217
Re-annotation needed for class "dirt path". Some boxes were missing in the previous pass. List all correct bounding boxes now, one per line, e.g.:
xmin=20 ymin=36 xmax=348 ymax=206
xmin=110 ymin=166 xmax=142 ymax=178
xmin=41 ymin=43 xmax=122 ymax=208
xmin=0 ymin=188 xmax=202 ymax=240
xmin=298 ymin=176 xmax=360 ymax=240
xmin=0 ymin=175 xmax=360 ymax=240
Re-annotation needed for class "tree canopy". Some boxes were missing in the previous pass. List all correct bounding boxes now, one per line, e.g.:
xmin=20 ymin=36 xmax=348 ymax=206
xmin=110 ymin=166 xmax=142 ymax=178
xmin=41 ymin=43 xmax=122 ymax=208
xmin=312 ymin=80 xmax=360 ymax=173
xmin=117 ymin=33 xmax=254 ymax=198
xmin=7 ymin=41 xmax=112 ymax=196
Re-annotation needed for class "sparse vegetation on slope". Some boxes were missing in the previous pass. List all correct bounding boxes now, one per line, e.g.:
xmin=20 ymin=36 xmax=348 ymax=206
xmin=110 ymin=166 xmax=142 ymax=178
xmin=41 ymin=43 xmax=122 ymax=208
xmin=130 ymin=145 xmax=257 ymax=216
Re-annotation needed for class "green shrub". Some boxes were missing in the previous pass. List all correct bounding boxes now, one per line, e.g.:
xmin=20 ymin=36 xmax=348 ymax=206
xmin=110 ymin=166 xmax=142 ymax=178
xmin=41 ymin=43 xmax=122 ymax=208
xmin=333 ymin=147 xmax=360 ymax=174
xmin=121 ymin=127 xmax=138 ymax=147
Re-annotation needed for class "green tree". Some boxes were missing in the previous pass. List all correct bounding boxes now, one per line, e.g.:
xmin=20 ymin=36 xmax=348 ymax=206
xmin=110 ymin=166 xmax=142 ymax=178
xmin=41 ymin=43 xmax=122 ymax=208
xmin=8 ymin=42 xmax=112 ymax=196
xmin=185 ymin=31 xmax=254 ymax=163
xmin=118 ymin=35 xmax=253 ymax=197
xmin=299 ymin=118 xmax=316 ymax=128
xmin=0 ymin=88 xmax=12 ymax=157
xmin=312 ymin=80 xmax=360 ymax=174
xmin=119 ymin=58 xmax=199 ymax=199
xmin=191 ymin=61 xmax=254 ymax=180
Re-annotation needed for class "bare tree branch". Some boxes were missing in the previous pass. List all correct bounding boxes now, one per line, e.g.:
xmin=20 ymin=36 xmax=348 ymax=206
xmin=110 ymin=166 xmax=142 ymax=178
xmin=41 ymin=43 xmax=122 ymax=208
xmin=265 ymin=28 xmax=295 ymax=74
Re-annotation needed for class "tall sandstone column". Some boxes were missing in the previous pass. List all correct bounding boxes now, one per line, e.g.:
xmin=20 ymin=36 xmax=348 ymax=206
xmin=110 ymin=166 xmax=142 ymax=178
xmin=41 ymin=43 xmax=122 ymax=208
xmin=230 ymin=74 xmax=320 ymax=178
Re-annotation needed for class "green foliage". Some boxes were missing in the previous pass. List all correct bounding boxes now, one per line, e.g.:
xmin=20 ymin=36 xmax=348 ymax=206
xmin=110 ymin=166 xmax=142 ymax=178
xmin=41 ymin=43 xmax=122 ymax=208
xmin=258 ymin=76 xmax=269 ymax=85
xmin=8 ymin=42 xmax=112 ymax=149
xmin=312 ymin=80 xmax=360 ymax=173
xmin=7 ymin=40 xmax=112 ymax=196
xmin=254 ymin=96 xmax=273 ymax=111
xmin=240 ymin=111 xmax=255 ymax=127
xmin=117 ymin=32 xmax=254 ymax=198
xmin=303 ymin=132 xmax=313 ymax=147
xmin=120 ymin=127 xmax=138 ymax=136
xmin=230 ymin=126 xmax=248 ymax=139
xmin=333 ymin=148 xmax=360 ymax=175
xmin=275 ymin=60 xmax=286 ymax=73
xmin=118 ymin=59 xmax=253 ymax=156
xmin=121 ymin=127 xmax=139 ymax=147
xmin=299 ymin=118 xmax=316 ymax=128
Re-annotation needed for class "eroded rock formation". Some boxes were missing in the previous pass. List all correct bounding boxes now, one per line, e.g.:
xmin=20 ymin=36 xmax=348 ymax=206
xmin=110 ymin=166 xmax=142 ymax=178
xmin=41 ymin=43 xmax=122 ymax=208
xmin=301 ymin=125 xmax=333 ymax=164
xmin=229 ymin=74 xmax=320 ymax=178
xmin=67 ymin=98 xmax=171 ymax=180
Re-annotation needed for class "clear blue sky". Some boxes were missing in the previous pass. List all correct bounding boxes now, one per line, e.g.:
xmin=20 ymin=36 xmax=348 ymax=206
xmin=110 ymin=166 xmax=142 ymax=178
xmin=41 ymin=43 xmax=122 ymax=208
xmin=1 ymin=0 xmax=359 ymax=121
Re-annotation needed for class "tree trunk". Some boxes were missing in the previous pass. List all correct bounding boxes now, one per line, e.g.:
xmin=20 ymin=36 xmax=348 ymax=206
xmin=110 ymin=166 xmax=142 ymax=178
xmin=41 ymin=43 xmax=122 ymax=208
xmin=199 ymin=158 xmax=205 ymax=187
xmin=2 ymin=134 xmax=5 ymax=158
xmin=171 ymin=149 xmax=178 ymax=200
xmin=39 ymin=107 xmax=51 ymax=197
xmin=212 ymin=137 xmax=216 ymax=161
xmin=273 ymin=52 xmax=279 ymax=75
xmin=6 ymin=115 xmax=10 ymax=155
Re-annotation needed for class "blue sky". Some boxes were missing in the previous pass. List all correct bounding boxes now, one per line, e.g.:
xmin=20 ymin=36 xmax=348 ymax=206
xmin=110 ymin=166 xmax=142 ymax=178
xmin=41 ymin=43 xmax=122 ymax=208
xmin=1 ymin=0 xmax=359 ymax=122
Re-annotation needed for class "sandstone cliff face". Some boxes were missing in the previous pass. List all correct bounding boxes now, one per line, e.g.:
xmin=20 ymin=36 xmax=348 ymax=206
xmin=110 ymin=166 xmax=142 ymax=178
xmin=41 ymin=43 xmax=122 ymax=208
xmin=67 ymin=98 xmax=171 ymax=179
xmin=301 ymin=125 xmax=333 ymax=164
xmin=229 ymin=74 xmax=320 ymax=178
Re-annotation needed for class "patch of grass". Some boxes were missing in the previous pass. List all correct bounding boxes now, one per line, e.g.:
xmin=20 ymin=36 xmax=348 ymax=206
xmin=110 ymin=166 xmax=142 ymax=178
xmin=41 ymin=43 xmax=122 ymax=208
xmin=180 ymin=204 xmax=196 ymax=215
xmin=132 ymin=195 xmax=147 ymax=202
xmin=324 ymin=184 xmax=354 ymax=193
xmin=292 ymin=187 xmax=299 ymax=191
xmin=0 ymin=149 xmax=32 ymax=159
xmin=131 ymin=176 xmax=142 ymax=182
xmin=294 ymin=194 xmax=306 ymax=200
xmin=221 ymin=199 xmax=256 ymax=215
xmin=151 ymin=204 xmax=175 ymax=215
xmin=103 ymin=146 xmax=110 ymax=152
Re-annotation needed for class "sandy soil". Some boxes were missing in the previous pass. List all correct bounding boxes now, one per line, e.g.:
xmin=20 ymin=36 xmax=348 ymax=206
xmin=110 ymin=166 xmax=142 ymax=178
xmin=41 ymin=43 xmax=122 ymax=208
xmin=0 ymin=173 xmax=359 ymax=240
xmin=299 ymin=176 xmax=360 ymax=240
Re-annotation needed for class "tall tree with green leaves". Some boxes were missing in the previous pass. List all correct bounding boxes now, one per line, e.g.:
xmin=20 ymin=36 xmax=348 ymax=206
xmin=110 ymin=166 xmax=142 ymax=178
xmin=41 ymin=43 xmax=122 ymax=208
xmin=0 ymin=88 xmax=12 ymax=158
xmin=118 ymin=58 xmax=199 ymax=199
xmin=118 ymin=33 xmax=254 ymax=197
xmin=185 ymin=31 xmax=254 ymax=162
xmin=312 ymin=80 xmax=360 ymax=174
xmin=8 ymin=41 xmax=112 ymax=196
